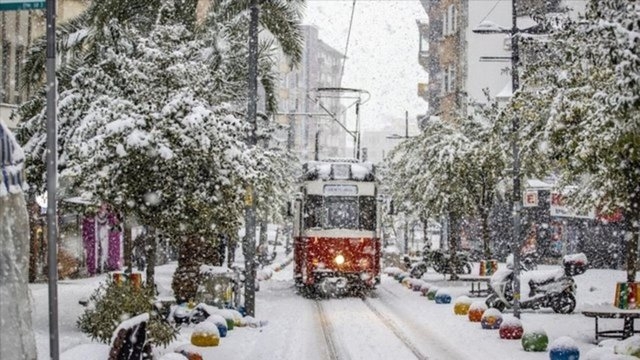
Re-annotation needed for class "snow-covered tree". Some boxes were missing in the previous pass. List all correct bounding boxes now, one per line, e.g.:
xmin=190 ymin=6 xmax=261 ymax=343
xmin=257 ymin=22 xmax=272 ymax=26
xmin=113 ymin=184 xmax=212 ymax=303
xmin=17 ymin=0 xmax=303 ymax=299
xmin=386 ymin=103 xmax=507 ymax=262
xmin=514 ymin=0 xmax=639 ymax=282
xmin=387 ymin=118 xmax=479 ymax=278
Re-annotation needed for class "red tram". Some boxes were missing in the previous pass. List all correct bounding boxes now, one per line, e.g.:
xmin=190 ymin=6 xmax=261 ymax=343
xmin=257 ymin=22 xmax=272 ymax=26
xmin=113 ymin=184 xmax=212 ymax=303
xmin=292 ymin=160 xmax=381 ymax=296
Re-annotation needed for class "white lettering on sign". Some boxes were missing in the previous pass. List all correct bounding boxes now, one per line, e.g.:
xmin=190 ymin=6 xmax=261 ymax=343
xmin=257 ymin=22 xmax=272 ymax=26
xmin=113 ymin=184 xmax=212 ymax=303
xmin=323 ymin=185 xmax=358 ymax=196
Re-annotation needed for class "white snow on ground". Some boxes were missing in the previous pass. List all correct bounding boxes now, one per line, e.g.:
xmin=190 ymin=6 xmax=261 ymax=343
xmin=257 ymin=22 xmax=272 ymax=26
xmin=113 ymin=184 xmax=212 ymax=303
xmin=31 ymin=253 xmax=639 ymax=360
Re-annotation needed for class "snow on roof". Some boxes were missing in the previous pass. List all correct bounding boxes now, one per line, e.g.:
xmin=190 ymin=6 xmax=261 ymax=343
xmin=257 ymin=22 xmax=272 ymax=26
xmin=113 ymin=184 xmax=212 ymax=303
xmin=302 ymin=161 xmax=376 ymax=182
xmin=563 ymin=253 xmax=588 ymax=264
xmin=526 ymin=178 xmax=554 ymax=189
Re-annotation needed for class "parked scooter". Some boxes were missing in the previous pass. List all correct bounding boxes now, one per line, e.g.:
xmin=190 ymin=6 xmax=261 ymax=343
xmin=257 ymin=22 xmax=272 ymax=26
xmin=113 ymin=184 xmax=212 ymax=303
xmin=485 ymin=253 xmax=588 ymax=314
xmin=409 ymin=248 xmax=472 ymax=278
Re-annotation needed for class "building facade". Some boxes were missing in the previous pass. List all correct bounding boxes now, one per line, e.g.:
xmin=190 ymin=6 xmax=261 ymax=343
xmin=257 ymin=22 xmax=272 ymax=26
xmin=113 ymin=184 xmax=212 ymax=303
xmin=418 ymin=0 xmax=586 ymax=127
xmin=1 ymin=1 xmax=88 ymax=128
xmin=275 ymin=25 xmax=347 ymax=161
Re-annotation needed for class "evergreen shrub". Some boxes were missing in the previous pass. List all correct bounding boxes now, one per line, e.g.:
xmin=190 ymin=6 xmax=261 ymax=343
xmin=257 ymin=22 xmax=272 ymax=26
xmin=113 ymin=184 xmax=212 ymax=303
xmin=77 ymin=278 xmax=177 ymax=346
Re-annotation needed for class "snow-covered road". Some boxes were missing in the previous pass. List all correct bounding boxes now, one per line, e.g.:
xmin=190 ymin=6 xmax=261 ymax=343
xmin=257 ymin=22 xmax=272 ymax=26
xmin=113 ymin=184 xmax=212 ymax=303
xmin=31 ymin=258 xmax=635 ymax=359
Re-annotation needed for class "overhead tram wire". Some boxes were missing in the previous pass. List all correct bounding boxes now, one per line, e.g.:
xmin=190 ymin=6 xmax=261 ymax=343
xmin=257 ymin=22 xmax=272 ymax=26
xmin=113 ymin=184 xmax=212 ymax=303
xmin=339 ymin=0 xmax=357 ymax=85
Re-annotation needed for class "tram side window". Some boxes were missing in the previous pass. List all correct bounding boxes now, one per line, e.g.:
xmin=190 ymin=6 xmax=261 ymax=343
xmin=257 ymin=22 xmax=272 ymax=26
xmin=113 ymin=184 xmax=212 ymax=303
xmin=304 ymin=195 xmax=323 ymax=229
xmin=359 ymin=196 xmax=376 ymax=231
xmin=325 ymin=197 xmax=359 ymax=229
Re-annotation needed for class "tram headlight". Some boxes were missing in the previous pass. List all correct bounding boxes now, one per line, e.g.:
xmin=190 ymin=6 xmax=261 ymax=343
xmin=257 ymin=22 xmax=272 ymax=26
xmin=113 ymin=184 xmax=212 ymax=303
xmin=334 ymin=254 xmax=345 ymax=265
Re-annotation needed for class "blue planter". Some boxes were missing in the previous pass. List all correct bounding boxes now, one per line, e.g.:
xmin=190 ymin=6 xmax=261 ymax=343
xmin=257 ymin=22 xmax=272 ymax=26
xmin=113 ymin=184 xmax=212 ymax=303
xmin=435 ymin=293 xmax=452 ymax=304
xmin=216 ymin=323 xmax=228 ymax=338
xmin=549 ymin=348 xmax=579 ymax=360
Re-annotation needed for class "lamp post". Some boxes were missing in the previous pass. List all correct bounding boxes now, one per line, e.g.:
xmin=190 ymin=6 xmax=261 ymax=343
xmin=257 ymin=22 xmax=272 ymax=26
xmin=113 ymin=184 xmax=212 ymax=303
xmin=386 ymin=110 xmax=415 ymax=254
xmin=244 ymin=0 xmax=259 ymax=317
xmin=473 ymin=0 xmax=523 ymax=319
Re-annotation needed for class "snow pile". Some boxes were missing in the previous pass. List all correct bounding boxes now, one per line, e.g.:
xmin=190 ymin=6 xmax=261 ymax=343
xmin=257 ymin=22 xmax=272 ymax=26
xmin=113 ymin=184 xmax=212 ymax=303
xmin=158 ymin=353 xmax=188 ymax=360
xmin=59 ymin=344 xmax=111 ymax=360
xmin=564 ymin=253 xmax=588 ymax=265
xmin=193 ymin=321 xmax=220 ymax=337
xmin=110 ymin=313 xmax=149 ymax=345
xmin=383 ymin=266 xmax=403 ymax=276
xmin=200 ymin=265 xmax=233 ymax=275
xmin=500 ymin=316 xmax=522 ymax=328
xmin=454 ymin=296 xmax=472 ymax=305
xmin=613 ymin=335 xmax=640 ymax=357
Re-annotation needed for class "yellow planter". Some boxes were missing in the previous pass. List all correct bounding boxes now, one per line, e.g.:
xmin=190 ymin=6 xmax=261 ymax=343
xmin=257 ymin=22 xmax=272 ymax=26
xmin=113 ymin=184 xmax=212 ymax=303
xmin=454 ymin=302 xmax=471 ymax=315
xmin=191 ymin=332 xmax=220 ymax=347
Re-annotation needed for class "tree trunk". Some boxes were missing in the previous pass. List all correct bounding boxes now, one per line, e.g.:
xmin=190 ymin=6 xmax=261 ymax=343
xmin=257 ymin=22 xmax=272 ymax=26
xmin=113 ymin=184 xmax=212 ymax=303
xmin=123 ymin=217 xmax=133 ymax=275
xmin=259 ymin=221 xmax=268 ymax=247
xmin=145 ymin=227 xmax=157 ymax=290
xmin=449 ymin=211 xmax=459 ymax=281
xmin=481 ymin=208 xmax=492 ymax=260
xmin=28 ymin=200 xmax=40 ymax=282
xmin=421 ymin=216 xmax=430 ymax=249
xmin=625 ymin=193 xmax=639 ymax=283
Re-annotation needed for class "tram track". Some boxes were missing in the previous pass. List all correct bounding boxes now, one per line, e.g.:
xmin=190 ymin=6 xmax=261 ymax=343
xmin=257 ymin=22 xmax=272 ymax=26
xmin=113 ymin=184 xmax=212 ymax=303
xmin=315 ymin=300 xmax=344 ymax=360
xmin=315 ymin=295 xmax=430 ymax=360
xmin=361 ymin=297 xmax=430 ymax=360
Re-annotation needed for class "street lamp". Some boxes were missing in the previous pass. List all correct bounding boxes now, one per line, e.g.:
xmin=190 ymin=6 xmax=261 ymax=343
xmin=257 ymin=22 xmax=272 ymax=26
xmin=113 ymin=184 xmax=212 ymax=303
xmin=472 ymin=0 xmax=527 ymax=319
xmin=386 ymin=110 xmax=416 ymax=254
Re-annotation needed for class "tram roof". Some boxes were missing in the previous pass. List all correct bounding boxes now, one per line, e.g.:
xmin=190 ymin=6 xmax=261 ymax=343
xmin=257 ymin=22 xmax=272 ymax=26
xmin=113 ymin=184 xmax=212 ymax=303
xmin=302 ymin=160 xmax=376 ymax=182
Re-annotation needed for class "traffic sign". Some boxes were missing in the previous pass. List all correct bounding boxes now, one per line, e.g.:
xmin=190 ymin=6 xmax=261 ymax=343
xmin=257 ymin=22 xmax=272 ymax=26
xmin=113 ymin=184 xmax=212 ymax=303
xmin=0 ymin=0 xmax=45 ymax=11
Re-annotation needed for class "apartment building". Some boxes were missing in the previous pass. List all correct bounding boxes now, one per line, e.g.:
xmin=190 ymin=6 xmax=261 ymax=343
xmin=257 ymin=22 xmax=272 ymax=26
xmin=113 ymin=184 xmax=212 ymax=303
xmin=418 ymin=0 xmax=586 ymax=128
xmin=275 ymin=25 xmax=347 ymax=161
xmin=1 ymin=1 xmax=87 ymax=128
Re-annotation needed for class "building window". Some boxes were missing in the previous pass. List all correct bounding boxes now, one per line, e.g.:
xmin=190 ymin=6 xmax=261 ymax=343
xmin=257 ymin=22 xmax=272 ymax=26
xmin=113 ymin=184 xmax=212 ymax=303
xmin=448 ymin=65 xmax=456 ymax=93
xmin=442 ymin=71 xmax=448 ymax=95
xmin=449 ymin=5 xmax=457 ymax=34
xmin=442 ymin=13 xmax=448 ymax=37
xmin=419 ymin=32 xmax=428 ymax=53
xmin=14 ymin=45 xmax=24 ymax=103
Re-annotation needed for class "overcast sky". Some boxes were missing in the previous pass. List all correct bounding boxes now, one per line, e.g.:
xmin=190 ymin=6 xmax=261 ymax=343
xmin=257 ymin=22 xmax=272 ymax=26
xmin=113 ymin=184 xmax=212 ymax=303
xmin=303 ymin=0 xmax=427 ymax=133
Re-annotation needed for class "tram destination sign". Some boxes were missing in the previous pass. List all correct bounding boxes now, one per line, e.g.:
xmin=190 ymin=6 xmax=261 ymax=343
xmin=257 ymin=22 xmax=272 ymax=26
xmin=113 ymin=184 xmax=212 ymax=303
xmin=323 ymin=185 xmax=358 ymax=196
xmin=0 ymin=0 xmax=45 ymax=11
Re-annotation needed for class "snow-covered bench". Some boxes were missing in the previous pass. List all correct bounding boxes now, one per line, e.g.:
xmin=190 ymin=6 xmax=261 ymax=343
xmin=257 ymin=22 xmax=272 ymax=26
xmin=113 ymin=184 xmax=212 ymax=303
xmin=582 ymin=305 xmax=640 ymax=342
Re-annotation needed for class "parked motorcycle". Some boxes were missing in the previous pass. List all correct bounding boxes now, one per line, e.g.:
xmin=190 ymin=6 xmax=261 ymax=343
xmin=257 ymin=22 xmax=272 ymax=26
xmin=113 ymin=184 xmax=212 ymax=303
xmin=409 ymin=248 xmax=472 ymax=278
xmin=506 ymin=251 xmax=539 ymax=272
xmin=485 ymin=253 xmax=588 ymax=314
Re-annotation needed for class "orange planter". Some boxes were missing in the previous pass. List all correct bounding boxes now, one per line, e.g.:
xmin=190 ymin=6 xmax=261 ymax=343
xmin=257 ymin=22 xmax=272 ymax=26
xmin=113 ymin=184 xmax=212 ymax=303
xmin=468 ymin=303 xmax=487 ymax=322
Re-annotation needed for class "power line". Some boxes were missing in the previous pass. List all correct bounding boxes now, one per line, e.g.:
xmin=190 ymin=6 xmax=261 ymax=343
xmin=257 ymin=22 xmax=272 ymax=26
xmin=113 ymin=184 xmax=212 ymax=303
xmin=339 ymin=0 xmax=357 ymax=85
xmin=479 ymin=0 xmax=502 ymax=24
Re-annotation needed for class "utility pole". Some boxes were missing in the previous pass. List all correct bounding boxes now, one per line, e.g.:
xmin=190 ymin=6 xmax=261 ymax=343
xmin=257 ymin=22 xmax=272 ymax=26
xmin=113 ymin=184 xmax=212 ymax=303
xmin=243 ymin=0 xmax=259 ymax=317
xmin=46 ymin=0 xmax=60 ymax=358
xmin=472 ymin=0 xmax=523 ymax=319
xmin=509 ymin=0 xmax=522 ymax=320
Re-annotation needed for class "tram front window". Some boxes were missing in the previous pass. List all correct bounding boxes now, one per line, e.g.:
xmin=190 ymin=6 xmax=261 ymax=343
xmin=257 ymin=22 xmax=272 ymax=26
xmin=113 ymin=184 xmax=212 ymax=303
xmin=325 ymin=197 xmax=358 ymax=229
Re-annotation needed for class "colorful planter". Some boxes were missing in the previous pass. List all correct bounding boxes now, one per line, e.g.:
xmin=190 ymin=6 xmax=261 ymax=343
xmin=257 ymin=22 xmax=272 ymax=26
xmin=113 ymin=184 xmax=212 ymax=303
xmin=420 ymin=284 xmax=431 ymax=296
xmin=427 ymin=287 xmax=439 ymax=301
xmin=206 ymin=315 xmax=228 ymax=338
xmin=453 ymin=296 xmax=472 ymax=315
xmin=191 ymin=322 xmax=220 ymax=347
xmin=468 ymin=302 xmax=487 ymax=322
xmin=549 ymin=336 xmax=579 ymax=360
xmin=522 ymin=330 xmax=548 ymax=352
xmin=499 ymin=317 xmax=523 ymax=339
xmin=435 ymin=291 xmax=452 ymax=304
xmin=481 ymin=308 xmax=503 ymax=329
